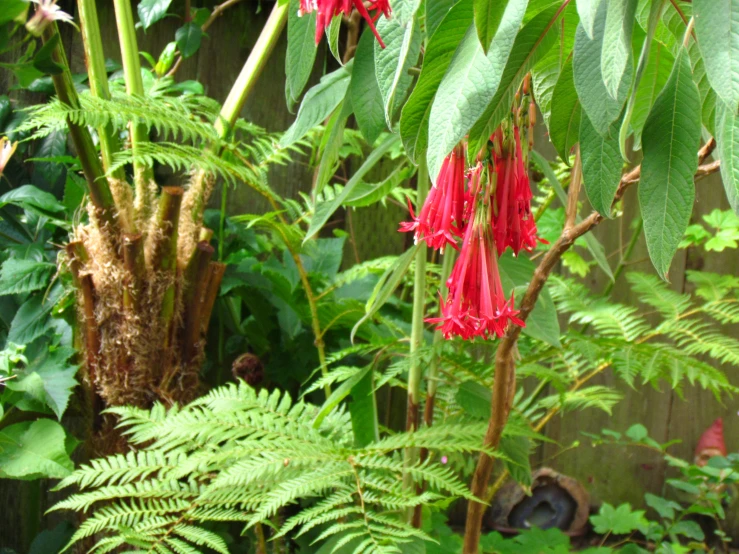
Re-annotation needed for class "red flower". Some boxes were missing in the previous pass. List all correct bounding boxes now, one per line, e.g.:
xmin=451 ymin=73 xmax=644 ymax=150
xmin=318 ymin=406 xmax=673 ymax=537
xmin=299 ymin=0 xmax=391 ymax=48
xmin=427 ymin=201 xmax=524 ymax=340
xmin=399 ymin=145 xmax=467 ymax=252
xmin=491 ymin=126 xmax=542 ymax=256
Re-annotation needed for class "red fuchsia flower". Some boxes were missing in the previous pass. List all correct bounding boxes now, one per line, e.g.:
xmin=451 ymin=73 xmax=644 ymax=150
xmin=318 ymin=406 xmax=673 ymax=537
xmin=399 ymin=145 xmax=467 ymax=253
xmin=299 ymin=0 xmax=391 ymax=48
xmin=427 ymin=200 xmax=524 ymax=340
xmin=491 ymin=126 xmax=542 ymax=256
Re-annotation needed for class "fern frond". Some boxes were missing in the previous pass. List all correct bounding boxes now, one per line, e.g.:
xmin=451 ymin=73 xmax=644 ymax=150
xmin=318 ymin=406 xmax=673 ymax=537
xmin=627 ymin=273 xmax=692 ymax=319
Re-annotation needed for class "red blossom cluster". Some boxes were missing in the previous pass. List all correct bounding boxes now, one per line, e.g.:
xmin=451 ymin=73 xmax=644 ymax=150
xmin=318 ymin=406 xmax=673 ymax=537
xmin=400 ymin=122 xmax=543 ymax=341
xmin=298 ymin=0 xmax=391 ymax=47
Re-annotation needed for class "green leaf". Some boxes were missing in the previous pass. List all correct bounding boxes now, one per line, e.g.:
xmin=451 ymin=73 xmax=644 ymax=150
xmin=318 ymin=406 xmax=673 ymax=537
xmin=590 ymin=503 xmax=649 ymax=535
xmin=344 ymin=162 xmax=411 ymax=207
xmin=467 ymin=4 xmax=560 ymax=159
xmin=313 ymin=364 xmax=372 ymax=428
xmin=428 ymin=0 xmax=529 ymax=178
xmin=7 ymin=345 xmax=78 ymax=420
xmin=400 ymin=0 xmax=473 ymax=162
xmin=573 ymin=0 xmax=631 ymax=136
xmin=8 ymin=284 xmax=62 ymax=345
xmin=644 ymin=493 xmax=681 ymax=520
xmin=137 ymin=0 xmax=173 ymax=30
xmin=350 ymin=30 xmax=387 ymax=144
xmin=281 ymin=62 xmax=352 ymax=147
xmin=548 ymin=57 xmax=581 ymax=162
xmin=313 ymin=100 xmax=351 ymax=198
xmin=0 ymin=258 xmax=54 ymax=296
xmin=0 ymin=184 xmax=65 ymax=215
xmin=427 ymin=0 xmax=458 ymax=37
xmin=456 ymin=380 xmax=491 ymax=419
xmin=693 ymin=0 xmax=739 ymax=110
xmin=0 ymin=419 xmax=74 ymax=479
xmin=351 ymin=244 xmax=419 ymax=342
xmin=580 ymin=113 xmax=623 ymax=217
xmin=618 ymin=0 xmax=664 ymax=160
xmin=374 ymin=0 xmax=423 ymax=126
xmin=33 ymin=34 xmax=64 ymax=76
xmin=671 ymin=520 xmax=705 ymax=541
xmin=498 ymin=253 xmax=561 ymax=347
xmin=601 ymin=0 xmax=637 ymax=101
xmin=474 ymin=0 xmax=507 ymax=52
xmin=576 ymin=0 xmax=601 ymax=39
xmin=305 ymin=134 xmax=399 ymax=242
xmin=639 ymin=48 xmax=701 ymax=279
xmin=630 ymin=41 xmax=674 ymax=151
xmin=530 ymin=150 xmax=614 ymax=280
xmin=349 ymin=367 xmax=379 ymax=447
xmin=716 ymin=99 xmax=739 ymax=215
xmin=498 ymin=435 xmax=532 ymax=486
xmin=0 ymin=0 xmax=28 ymax=26
xmin=326 ymin=16 xmax=342 ymax=64
xmin=175 ymin=22 xmax=202 ymax=59
xmin=285 ymin=0 xmax=318 ymax=107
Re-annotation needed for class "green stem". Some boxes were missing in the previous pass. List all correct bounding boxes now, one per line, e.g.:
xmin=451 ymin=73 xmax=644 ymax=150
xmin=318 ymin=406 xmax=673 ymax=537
xmin=214 ymin=1 xmax=288 ymax=139
xmin=603 ymin=218 xmax=643 ymax=297
xmin=77 ymin=0 xmax=124 ymax=180
xmin=112 ymin=0 xmax=154 ymax=217
xmin=404 ymin=160 xmax=429 ymax=520
xmin=41 ymin=25 xmax=119 ymax=235
xmin=185 ymin=2 xmax=288 ymax=227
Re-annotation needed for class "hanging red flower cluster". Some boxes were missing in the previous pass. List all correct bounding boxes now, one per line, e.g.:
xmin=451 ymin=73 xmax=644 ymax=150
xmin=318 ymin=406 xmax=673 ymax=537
xmin=298 ymin=0 xmax=392 ymax=48
xmin=400 ymin=118 xmax=543 ymax=340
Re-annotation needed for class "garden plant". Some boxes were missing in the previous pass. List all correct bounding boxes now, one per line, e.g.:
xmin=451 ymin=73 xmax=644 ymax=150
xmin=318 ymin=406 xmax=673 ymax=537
xmin=1 ymin=0 xmax=739 ymax=553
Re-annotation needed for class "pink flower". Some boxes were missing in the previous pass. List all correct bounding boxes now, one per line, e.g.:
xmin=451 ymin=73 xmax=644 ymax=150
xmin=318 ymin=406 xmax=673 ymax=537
xmin=399 ymin=145 xmax=467 ymax=253
xmin=491 ymin=127 xmax=543 ymax=256
xmin=427 ymin=200 xmax=523 ymax=340
xmin=299 ymin=0 xmax=391 ymax=48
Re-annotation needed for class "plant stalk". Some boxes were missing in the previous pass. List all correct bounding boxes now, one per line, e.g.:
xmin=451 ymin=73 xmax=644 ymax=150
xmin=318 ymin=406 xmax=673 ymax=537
xmin=201 ymin=262 xmax=227 ymax=337
xmin=41 ymin=25 xmax=119 ymax=236
xmin=76 ymin=0 xmax=124 ymax=180
xmin=112 ymin=0 xmax=155 ymax=220
xmin=182 ymin=241 xmax=215 ymax=364
xmin=404 ymin=161 xmax=429 ymax=522
xmin=122 ymin=233 xmax=144 ymax=312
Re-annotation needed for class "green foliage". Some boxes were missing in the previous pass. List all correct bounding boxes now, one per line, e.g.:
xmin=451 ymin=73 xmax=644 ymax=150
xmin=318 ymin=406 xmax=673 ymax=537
xmin=54 ymin=383 xmax=489 ymax=553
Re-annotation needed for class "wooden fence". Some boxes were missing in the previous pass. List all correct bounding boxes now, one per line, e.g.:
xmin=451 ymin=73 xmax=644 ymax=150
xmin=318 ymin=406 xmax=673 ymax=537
xmin=0 ymin=1 xmax=737 ymax=550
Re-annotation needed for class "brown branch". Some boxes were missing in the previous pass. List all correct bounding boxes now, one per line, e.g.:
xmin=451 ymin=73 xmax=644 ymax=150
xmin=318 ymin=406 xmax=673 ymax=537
xmin=461 ymin=137 xmax=717 ymax=554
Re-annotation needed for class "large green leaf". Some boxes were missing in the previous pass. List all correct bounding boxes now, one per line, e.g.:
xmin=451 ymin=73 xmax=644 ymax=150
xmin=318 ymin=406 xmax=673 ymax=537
xmin=572 ymin=0 xmax=631 ymax=136
xmin=639 ymin=49 xmax=701 ymax=280
xmin=576 ymin=0 xmax=601 ymax=39
xmin=305 ymin=134 xmax=399 ymax=242
xmin=175 ymin=23 xmax=202 ymax=59
xmin=8 ymin=284 xmax=62 ymax=345
xmin=137 ymin=0 xmax=173 ymax=30
xmin=498 ymin=253 xmax=561 ymax=348
xmin=6 ymin=345 xmax=78 ymax=420
xmin=0 ymin=419 xmax=74 ymax=479
xmin=548 ymin=57 xmax=581 ymax=162
xmin=285 ymin=0 xmax=318 ymax=108
xmin=349 ymin=367 xmax=379 ymax=447
xmin=467 ymin=4 xmax=560 ymax=159
xmin=400 ymin=0 xmax=473 ymax=162
xmin=716 ymin=99 xmax=739 ymax=215
xmin=427 ymin=0 xmax=458 ymax=37
xmin=313 ymin=100 xmax=351 ymax=199
xmin=0 ymin=258 xmax=54 ymax=296
xmin=580 ymin=113 xmax=623 ymax=217
xmin=618 ymin=0 xmax=664 ymax=159
xmin=630 ymin=41 xmax=674 ymax=151
xmin=350 ymin=30 xmax=387 ymax=144
xmin=0 ymin=0 xmax=27 ymax=25
xmin=693 ymin=0 xmax=739 ymax=111
xmin=281 ymin=62 xmax=353 ymax=147
xmin=374 ymin=0 xmax=423 ymax=126
xmin=474 ymin=0 xmax=507 ymax=52
xmin=601 ymin=0 xmax=637 ymax=101
xmin=428 ymin=0 xmax=529 ymax=179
